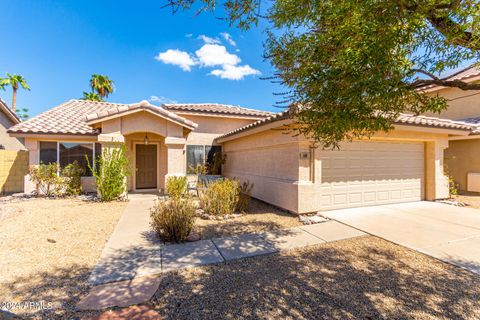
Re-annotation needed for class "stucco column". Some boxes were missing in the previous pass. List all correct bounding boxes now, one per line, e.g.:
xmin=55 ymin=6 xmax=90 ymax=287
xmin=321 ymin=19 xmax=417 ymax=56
xmin=164 ymin=137 xmax=187 ymax=186
xmin=425 ymin=139 xmax=449 ymax=200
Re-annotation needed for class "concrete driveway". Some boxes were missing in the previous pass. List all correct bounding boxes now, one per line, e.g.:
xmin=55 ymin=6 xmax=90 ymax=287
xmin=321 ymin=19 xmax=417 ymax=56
xmin=322 ymin=201 xmax=480 ymax=275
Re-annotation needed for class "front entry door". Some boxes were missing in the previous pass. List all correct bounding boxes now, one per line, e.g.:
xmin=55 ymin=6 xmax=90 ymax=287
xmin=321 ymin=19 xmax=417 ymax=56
xmin=136 ymin=144 xmax=157 ymax=189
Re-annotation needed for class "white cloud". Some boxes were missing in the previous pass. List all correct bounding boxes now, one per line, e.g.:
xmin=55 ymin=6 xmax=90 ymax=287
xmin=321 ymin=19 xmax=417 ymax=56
xmin=154 ymin=49 xmax=196 ymax=71
xmin=220 ymin=32 xmax=236 ymax=46
xmin=210 ymin=64 xmax=261 ymax=80
xmin=185 ymin=33 xmax=193 ymax=38
xmin=155 ymin=37 xmax=260 ymax=80
xmin=195 ymin=44 xmax=241 ymax=67
xmin=149 ymin=95 xmax=178 ymax=104
xmin=198 ymin=35 xmax=221 ymax=44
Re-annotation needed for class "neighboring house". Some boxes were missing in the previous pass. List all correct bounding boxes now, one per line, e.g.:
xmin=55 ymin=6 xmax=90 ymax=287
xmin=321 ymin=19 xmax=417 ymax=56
xmin=0 ymin=98 xmax=27 ymax=194
xmin=0 ymin=98 xmax=24 ymax=150
xmin=421 ymin=66 xmax=480 ymax=193
xmin=8 ymin=99 xmax=475 ymax=213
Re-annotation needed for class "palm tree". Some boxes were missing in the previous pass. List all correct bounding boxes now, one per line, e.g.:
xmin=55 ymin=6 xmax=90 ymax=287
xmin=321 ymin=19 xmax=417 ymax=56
xmin=0 ymin=73 xmax=30 ymax=112
xmin=82 ymin=91 xmax=103 ymax=102
xmin=89 ymin=74 xmax=114 ymax=99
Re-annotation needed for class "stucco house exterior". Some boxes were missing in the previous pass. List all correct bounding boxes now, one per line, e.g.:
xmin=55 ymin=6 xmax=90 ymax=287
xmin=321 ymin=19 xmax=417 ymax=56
xmin=8 ymin=98 xmax=476 ymax=213
xmin=420 ymin=66 xmax=480 ymax=193
xmin=0 ymin=98 xmax=24 ymax=150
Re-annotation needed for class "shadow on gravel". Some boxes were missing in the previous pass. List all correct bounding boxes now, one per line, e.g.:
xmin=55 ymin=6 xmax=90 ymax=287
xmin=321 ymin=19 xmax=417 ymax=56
xmin=151 ymin=236 xmax=480 ymax=320
xmin=0 ymin=265 xmax=97 ymax=319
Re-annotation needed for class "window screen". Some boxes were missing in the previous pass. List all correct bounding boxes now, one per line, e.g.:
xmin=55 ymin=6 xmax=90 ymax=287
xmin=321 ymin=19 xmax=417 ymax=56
xmin=186 ymin=145 xmax=205 ymax=174
xmin=59 ymin=142 xmax=94 ymax=176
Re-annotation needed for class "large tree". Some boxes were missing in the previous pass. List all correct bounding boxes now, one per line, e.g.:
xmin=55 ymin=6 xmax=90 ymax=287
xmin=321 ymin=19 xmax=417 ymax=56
xmin=168 ymin=0 xmax=480 ymax=147
xmin=0 ymin=73 xmax=30 ymax=112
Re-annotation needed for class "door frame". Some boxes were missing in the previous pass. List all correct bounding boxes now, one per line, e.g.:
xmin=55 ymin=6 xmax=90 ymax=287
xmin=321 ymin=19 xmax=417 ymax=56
xmin=133 ymin=141 xmax=160 ymax=191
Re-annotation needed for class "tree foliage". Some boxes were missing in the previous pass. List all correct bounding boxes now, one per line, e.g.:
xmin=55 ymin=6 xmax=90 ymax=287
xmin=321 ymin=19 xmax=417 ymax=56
xmin=167 ymin=0 xmax=480 ymax=147
xmin=90 ymin=74 xmax=115 ymax=99
xmin=0 ymin=73 xmax=30 ymax=112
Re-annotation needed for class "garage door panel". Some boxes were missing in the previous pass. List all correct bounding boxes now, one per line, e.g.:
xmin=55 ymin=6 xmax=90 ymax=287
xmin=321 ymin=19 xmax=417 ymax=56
xmin=318 ymin=141 xmax=424 ymax=210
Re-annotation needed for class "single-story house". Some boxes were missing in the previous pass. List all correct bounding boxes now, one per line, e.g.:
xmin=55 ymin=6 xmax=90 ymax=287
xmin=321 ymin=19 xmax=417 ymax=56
xmin=8 ymin=98 xmax=476 ymax=213
xmin=420 ymin=65 xmax=480 ymax=193
xmin=0 ymin=98 xmax=24 ymax=150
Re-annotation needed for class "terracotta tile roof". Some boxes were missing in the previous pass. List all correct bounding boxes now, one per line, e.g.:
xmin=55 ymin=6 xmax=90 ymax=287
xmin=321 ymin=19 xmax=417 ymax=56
xmin=0 ymin=98 xmax=21 ymax=124
xmin=416 ymin=65 xmax=480 ymax=91
xmin=8 ymin=99 xmax=197 ymax=135
xmin=217 ymin=110 xmax=476 ymax=141
xmin=163 ymin=103 xmax=275 ymax=118
xmin=85 ymin=100 xmax=197 ymax=130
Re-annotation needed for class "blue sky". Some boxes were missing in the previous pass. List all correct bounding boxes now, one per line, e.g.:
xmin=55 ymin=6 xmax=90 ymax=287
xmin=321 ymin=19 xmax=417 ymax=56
xmin=0 ymin=0 xmax=282 ymax=117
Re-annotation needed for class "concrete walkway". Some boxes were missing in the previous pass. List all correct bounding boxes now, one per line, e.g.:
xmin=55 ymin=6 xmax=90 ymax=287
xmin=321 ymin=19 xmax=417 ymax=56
xmin=322 ymin=201 xmax=480 ymax=275
xmin=89 ymin=195 xmax=366 ymax=285
xmin=89 ymin=193 xmax=161 ymax=285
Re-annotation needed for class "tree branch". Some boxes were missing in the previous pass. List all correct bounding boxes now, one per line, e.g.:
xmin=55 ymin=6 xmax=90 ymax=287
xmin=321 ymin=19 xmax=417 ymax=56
xmin=410 ymin=68 xmax=440 ymax=80
xmin=427 ymin=14 xmax=480 ymax=50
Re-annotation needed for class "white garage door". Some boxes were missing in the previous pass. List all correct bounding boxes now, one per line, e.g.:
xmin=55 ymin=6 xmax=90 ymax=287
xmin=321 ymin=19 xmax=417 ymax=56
xmin=318 ymin=141 xmax=424 ymax=210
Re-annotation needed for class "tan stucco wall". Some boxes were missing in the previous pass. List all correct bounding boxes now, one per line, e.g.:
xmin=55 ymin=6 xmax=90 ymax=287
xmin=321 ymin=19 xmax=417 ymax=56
xmin=0 ymin=150 xmax=28 ymax=194
xmin=222 ymin=127 xmax=451 ymax=214
xmin=444 ymin=139 xmax=480 ymax=192
xmin=222 ymin=129 xmax=302 ymax=212
xmin=423 ymin=87 xmax=480 ymax=120
xmin=0 ymin=111 xmax=24 ymax=150
xmin=180 ymin=114 xmax=256 ymax=146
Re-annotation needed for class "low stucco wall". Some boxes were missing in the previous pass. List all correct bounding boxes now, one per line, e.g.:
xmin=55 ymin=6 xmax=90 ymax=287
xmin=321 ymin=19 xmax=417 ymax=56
xmin=445 ymin=139 xmax=480 ymax=192
xmin=0 ymin=150 xmax=28 ymax=194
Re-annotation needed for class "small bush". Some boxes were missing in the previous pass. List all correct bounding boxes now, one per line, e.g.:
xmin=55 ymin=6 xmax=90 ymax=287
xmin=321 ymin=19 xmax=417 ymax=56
xmin=236 ymin=180 xmax=254 ymax=212
xmin=29 ymin=162 xmax=60 ymax=197
xmin=61 ymin=161 xmax=84 ymax=196
xmin=199 ymin=179 xmax=240 ymax=216
xmin=88 ymin=145 xmax=130 ymax=201
xmin=150 ymin=198 xmax=196 ymax=242
xmin=166 ymin=176 xmax=188 ymax=199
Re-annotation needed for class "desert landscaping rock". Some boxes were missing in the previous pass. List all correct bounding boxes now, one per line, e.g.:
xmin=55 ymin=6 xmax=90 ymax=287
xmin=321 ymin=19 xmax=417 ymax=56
xmin=212 ymin=233 xmax=278 ymax=261
xmin=86 ymin=305 xmax=162 ymax=320
xmin=301 ymin=220 xmax=367 ymax=242
xmin=261 ymin=227 xmax=326 ymax=251
xmin=77 ymin=276 xmax=161 ymax=311
xmin=162 ymin=240 xmax=224 ymax=272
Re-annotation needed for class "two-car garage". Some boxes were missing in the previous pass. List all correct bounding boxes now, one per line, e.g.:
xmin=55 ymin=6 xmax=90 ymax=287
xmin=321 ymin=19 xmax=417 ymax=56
xmin=316 ymin=140 xmax=425 ymax=210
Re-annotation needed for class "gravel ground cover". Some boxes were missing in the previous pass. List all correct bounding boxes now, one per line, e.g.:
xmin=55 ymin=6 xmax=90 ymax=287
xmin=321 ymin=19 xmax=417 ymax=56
xmin=195 ymin=198 xmax=303 ymax=239
xmin=152 ymin=236 xmax=480 ymax=320
xmin=0 ymin=198 xmax=127 ymax=319
xmin=454 ymin=193 xmax=480 ymax=209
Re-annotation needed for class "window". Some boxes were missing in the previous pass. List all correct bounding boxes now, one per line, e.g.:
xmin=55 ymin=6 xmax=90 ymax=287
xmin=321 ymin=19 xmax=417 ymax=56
xmin=39 ymin=141 xmax=102 ymax=176
xmin=186 ymin=145 xmax=222 ymax=174
xmin=39 ymin=142 xmax=57 ymax=165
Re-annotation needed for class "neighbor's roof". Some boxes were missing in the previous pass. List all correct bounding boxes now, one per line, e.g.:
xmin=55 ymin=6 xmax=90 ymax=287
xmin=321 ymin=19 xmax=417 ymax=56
xmin=162 ymin=103 xmax=275 ymax=118
xmin=417 ymin=65 xmax=480 ymax=92
xmin=217 ymin=110 xmax=477 ymax=141
xmin=0 ymin=98 xmax=21 ymax=124
xmin=7 ymin=99 xmax=197 ymax=135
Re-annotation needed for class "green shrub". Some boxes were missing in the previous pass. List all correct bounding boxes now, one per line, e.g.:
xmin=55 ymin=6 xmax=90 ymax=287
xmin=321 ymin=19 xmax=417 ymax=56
xmin=166 ymin=176 xmax=188 ymax=199
xmin=61 ymin=161 xmax=84 ymax=196
xmin=199 ymin=178 xmax=240 ymax=216
xmin=236 ymin=180 xmax=254 ymax=212
xmin=150 ymin=198 xmax=196 ymax=242
xmin=29 ymin=162 xmax=61 ymax=197
xmin=88 ymin=145 xmax=130 ymax=201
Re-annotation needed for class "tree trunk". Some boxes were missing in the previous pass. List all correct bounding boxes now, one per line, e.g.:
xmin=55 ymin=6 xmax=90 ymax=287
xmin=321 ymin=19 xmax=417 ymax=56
xmin=11 ymin=88 xmax=17 ymax=112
